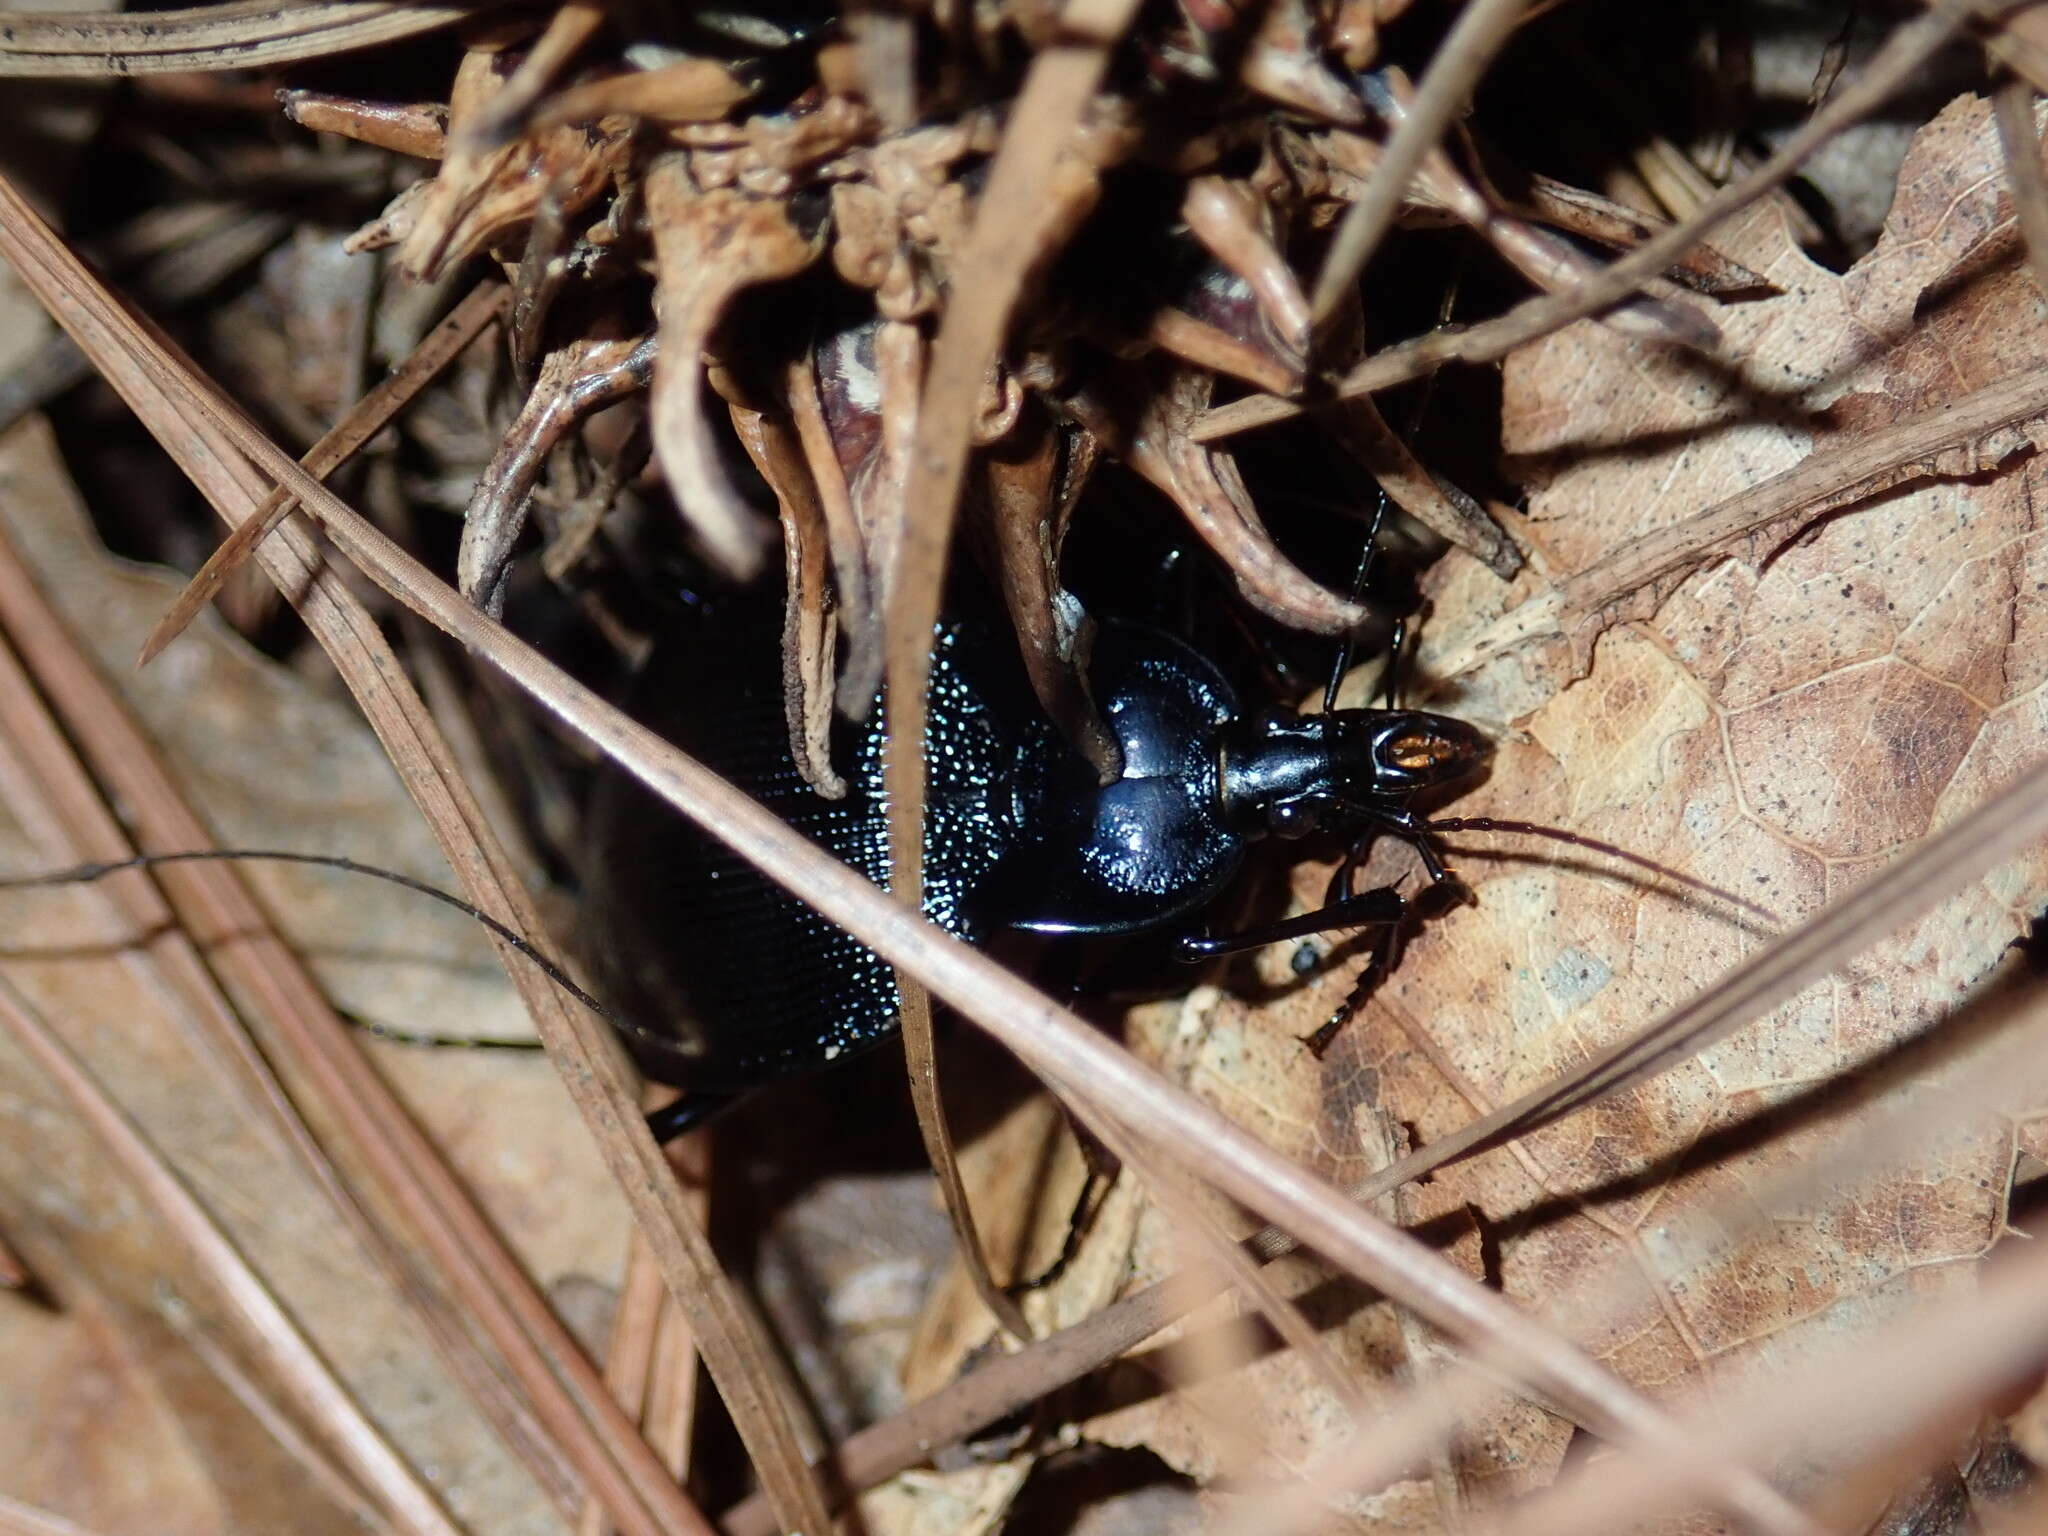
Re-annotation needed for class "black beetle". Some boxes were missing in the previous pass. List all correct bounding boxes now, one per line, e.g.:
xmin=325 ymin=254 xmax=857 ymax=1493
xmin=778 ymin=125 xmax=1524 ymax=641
xmin=584 ymin=588 xmax=1490 ymax=1139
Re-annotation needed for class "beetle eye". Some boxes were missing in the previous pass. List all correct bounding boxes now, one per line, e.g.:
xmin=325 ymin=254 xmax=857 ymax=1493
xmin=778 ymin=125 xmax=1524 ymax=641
xmin=1268 ymin=800 xmax=1320 ymax=837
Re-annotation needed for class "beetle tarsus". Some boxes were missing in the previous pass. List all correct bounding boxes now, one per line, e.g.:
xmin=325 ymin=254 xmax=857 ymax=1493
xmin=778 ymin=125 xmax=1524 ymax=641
xmin=1302 ymin=1008 xmax=1349 ymax=1057
xmin=1302 ymin=921 xmax=1402 ymax=1057
xmin=644 ymin=1091 xmax=735 ymax=1143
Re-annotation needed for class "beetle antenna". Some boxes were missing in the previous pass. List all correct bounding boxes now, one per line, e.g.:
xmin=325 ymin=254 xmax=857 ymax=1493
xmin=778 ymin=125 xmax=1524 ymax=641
xmin=0 ymin=849 xmax=615 ymax=1022
xmin=1423 ymin=817 xmax=1784 ymax=926
xmin=1323 ymin=487 xmax=1390 ymax=715
xmin=348 ymin=1016 xmax=544 ymax=1051
xmin=1323 ymin=267 xmax=1465 ymax=716
xmin=1380 ymin=616 xmax=1408 ymax=709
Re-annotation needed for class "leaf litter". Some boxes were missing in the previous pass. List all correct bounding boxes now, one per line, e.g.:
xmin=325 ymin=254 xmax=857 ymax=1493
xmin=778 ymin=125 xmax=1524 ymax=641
xmin=1062 ymin=92 xmax=2048 ymax=1526
xmin=0 ymin=417 xmax=627 ymax=1535
xmin=3 ymin=6 xmax=2048 ymax=1535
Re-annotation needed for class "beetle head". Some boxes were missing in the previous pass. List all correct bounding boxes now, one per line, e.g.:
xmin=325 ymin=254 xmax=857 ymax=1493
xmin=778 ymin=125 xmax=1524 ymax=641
xmin=1220 ymin=707 xmax=1491 ymax=835
xmin=1338 ymin=709 xmax=1492 ymax=796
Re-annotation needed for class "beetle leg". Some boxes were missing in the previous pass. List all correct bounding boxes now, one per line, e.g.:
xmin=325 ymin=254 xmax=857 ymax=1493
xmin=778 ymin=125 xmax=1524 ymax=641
xmin=1380 ymin=616 xmax=1409 ymax=707
xmin=644 ymin=1090 xmax=736 ymax=1144
xmin=1294 ymin=834 xmax=1408 ymax=1055
xmin=1177 ymin=884 xmax=1406 ymax=960
xmin=1015 ymin=1137 xmax=1119 ymax=1292
xmin=1322 ymin=487 xmax=1390 ymax=714
xmin=1302 ymin=922 xmax=1403 ymax=1057
xmin=1411 ymin=827 xmax=1449 ymax=883
xmin=1351 ymin=799 xmax=1474 ymax=902
xmin=1323 ymin=828 xmax=1376 ymax=905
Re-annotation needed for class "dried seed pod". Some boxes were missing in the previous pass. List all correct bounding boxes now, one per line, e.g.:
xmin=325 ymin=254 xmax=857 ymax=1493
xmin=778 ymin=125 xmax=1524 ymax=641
xmin=1239 ymin=0 xmax=1364 ymax=123
xmin=457 ymin=332 xmax=655 ymax=614
xmin=1310 ymin=288 xmax=1522 ymax=579
xmin=728 ymin=401 xmax=850 ymax=799
xmin=1513 ymin=172 xmax=1778 ymax=295
xmin=1320 ymin=386 xmax=1523 ymax=579
xmin=394 ymin=42 xmax=633 ymax=282
xmin=809 ymin=313 xmax=912 ymax=715
xmin=783 ymin=342 xmax=880 ymax=717
xmin=1181 ymin=175 xmax=1312 ymax=359
xmin=982 ymin=409 xmax=1121 ymax=781
xmin=280 ymin=90 xmax=449 ymax=160
xmin=645 ymin=155 xmax=823 ymax=577
xmin=1149 ymin=263 xmax=1306 ymax=394
xmin=1070 ymin=363 xmax=1370 ymax=634
xmin=529 ymin=57 xmax=758 ymax=129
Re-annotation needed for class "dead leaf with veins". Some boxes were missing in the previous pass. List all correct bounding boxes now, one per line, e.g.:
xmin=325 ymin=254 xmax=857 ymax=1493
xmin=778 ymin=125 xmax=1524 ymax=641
xmin=0 ymin=417 xmax=626 ymax=1536
xmin=1075 ymin=93 xmax=2048 ymax=1530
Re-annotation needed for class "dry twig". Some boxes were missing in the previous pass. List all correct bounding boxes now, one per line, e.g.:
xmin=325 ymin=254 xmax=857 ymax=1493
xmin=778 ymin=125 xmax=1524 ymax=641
xmin=0 ymin=0 xmax=482 ymax=76
xmin=0 ymin=170 xmax=1806 ymax=1536
xmin=1196 ymin=1 xmax=1978 ymax=441
xmin=0 ymin=971 xmax=463 ymax=1536
xmin=0 ymin=173 xmax=815 ymax=1536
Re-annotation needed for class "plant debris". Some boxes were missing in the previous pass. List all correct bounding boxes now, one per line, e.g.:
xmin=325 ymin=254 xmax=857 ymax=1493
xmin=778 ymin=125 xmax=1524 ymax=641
xmin=3 ymin=2 xmax=2048 ymax=1535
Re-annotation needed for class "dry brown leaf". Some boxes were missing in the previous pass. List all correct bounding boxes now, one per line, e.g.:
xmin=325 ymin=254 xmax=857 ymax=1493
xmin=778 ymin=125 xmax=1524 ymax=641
xmin=0 ymin=164 xmax=829 ymax=1533
xmin=870 ymin=1097 xmax=1066 ymax=1536
xmin=0 ymin=423 xmax=545 ymax=1052
xmin=0 ymin=120 xmax=1815 ymax=1536
xmin=1083 ymin=987 xmax=1559 ymax=1518
xmin=1195 ymin=3 xmax=1972 ymax=445
xmin=0 ymin=1296 xmax=244 ymax=1536
xmin=1076 ymin=92 xmax=2048 ymax=1529
xmin=867 ymin=1090 xmax=1147 ymax=1536
xmin=0 ymin=418 xmax=626 ymax=1535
